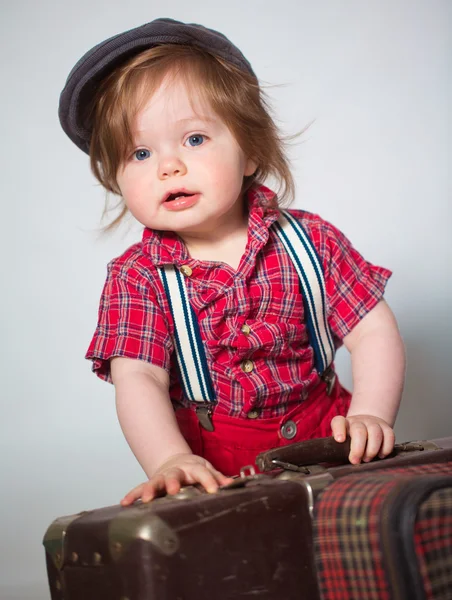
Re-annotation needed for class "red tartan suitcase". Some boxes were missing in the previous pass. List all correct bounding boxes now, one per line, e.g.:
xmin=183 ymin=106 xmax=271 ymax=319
xmin=313 ymin=464 xmax=452 ymax=600
xmin=257 ymin=436 xmax=452 ymax=600
xmin=43 ymin=437 xmax=452 ymax=600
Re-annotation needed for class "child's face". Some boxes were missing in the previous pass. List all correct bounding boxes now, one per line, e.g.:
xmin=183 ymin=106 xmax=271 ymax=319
xmin=116 ymin=75 xmax=257 ymax=236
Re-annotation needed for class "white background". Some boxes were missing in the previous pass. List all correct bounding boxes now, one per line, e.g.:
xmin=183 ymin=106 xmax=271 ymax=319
xmin=1 ymin=1 xmax=451 ymax=598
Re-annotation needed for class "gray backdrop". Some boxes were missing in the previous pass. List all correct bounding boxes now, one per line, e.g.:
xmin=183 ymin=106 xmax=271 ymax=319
xmin=1 ymin=1 xmax=451 ymax=598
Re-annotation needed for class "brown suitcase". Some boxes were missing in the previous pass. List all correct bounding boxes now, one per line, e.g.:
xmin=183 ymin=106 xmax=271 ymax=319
xmin=43 ymin=437 xmax=452 ymax=600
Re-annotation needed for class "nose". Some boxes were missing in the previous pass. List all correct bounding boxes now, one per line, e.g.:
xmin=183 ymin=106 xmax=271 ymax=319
xmin=158 ymin=155 xmax=187 ymax=180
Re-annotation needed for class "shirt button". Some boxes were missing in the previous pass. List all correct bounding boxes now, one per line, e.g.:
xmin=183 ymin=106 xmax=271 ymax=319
xmin=281 ymin=420 xmax=298 ymax=440
xmin=180 ymin=265 xmax=193 ymax=277
xmin=247 ymin=408 xmax=260 ymax=419
xmin=241 ymin=359 xmax=254 ymax=373
xmin=241 ymin=324 xmax=251 ymax=336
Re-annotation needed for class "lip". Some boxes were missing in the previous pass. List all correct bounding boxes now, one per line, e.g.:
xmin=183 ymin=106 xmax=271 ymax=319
xmin=163 ymin=193 xmax=201 ymax=211
xmin=161 ymin=188 xmax=200 ymax=204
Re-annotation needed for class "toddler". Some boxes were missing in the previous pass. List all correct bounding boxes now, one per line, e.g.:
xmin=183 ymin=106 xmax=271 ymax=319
xmin=58 ymin=18 xmax=406 ymax=504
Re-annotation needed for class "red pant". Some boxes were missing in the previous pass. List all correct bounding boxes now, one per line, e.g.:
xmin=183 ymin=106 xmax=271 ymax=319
xmin=176 ymin=380 xmax=351 ymax=476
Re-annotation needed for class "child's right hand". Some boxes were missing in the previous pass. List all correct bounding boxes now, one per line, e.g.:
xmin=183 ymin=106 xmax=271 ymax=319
xmin=120 ymin=453 xmax=234 ymax=505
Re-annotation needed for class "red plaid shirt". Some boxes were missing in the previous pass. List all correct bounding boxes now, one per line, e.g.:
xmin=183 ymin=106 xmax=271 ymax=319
xmin=86 ymin=185 xmax=391 ymax=418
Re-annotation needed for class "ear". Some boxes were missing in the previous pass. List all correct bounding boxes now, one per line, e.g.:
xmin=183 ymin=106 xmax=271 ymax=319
xmin=244 ymin=157 xmax=258 ymax=177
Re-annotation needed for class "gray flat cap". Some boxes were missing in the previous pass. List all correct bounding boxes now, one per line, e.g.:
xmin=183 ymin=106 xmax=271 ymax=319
xmin=59 ymin=17 xmax=255 ymax=154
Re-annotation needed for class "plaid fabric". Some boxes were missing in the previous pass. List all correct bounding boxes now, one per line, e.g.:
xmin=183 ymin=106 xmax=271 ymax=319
xmin=314 ymin=462 xmax=452 ymax=600
xmin=415 ymin=487 xmax=452 ymax=599
xmin=86 ymin=184 xmax=391 ymax=418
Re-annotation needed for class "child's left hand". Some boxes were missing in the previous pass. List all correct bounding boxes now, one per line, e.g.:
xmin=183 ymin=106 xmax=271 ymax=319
xmin=330 ymin=414 xmax=395 ymax=464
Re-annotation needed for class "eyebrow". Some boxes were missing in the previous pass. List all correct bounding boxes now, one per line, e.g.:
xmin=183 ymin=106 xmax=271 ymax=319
xmin=175 ymin=116 xmax=217 ymax=124
xmin=134 ymin=116 xmax=218 ymax=135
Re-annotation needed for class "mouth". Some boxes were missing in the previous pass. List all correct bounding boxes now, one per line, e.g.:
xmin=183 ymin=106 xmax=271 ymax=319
xmin=163 ymin=189 xmax=199 ymax=203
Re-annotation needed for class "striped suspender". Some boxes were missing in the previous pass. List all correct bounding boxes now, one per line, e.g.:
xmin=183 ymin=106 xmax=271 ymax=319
xmin=157 ymin=265 xmax=216 ymax=430
xmin=157 ymin=266 xmax=216 ymax=404
xmin=273 ymin=211 xmax=335 ymax=376
xmin=157 ymin=210 xmax=336 ymax=414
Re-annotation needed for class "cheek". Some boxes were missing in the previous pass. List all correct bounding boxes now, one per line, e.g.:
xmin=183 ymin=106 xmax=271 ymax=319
xmin=116 ymin=179 xmax=148 ymax=219
xmin=118 ymin=170 xmax=146 ymax=201
xmin=199 ymin=147 xmax=245 ymax=186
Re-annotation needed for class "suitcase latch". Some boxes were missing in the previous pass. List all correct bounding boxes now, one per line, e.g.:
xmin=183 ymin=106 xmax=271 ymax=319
xmin=393 ymin=441 xmax=440 ymax=455
xmin=271 ymin=460 xmax=327 ymax=475
xmin=220 ymin=465 xmax=266 ymax=490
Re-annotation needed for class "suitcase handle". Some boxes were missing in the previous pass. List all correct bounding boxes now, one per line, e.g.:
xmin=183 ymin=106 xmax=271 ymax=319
xmin=255 ymin=436 xmax=440 ymax=472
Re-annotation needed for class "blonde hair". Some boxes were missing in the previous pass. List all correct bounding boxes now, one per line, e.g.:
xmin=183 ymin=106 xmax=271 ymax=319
xmin=87 ymin=44 xmax=298 ymax=230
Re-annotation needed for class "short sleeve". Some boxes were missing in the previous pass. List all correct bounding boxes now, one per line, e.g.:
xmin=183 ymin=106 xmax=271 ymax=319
xmin=319 ymin=220 xmax=392 ymax=341
xmin=85 ymin=262 xmax=173 ymax=383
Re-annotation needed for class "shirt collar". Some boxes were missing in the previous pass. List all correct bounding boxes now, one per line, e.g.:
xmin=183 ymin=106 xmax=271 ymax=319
xmin=141 ymin=184 xmax=280 ymax=267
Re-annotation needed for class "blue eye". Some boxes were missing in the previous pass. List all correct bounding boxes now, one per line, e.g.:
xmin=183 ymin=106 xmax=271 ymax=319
xmin=134 ymin=149 xmax=151 ymax=161
xmin=187 ymin=135 xmax=205 ymax=147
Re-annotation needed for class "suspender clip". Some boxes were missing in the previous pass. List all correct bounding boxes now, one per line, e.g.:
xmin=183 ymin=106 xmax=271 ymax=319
xmin=321 ymin=366 xmax=336 ymax=396
xmin=195 ymin=405 xmax=215 ymax=432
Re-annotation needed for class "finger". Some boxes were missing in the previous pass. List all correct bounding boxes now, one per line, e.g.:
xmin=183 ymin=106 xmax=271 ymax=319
xmin=214 ymin=471 xmax=235 ymax=486
xmin=120 ymin=496 xmax=135 ymax=507
xmin=362 ymin=423 xmax=384 ymax=462
xmin=120 ymin=483 xmax=146 ymax=506
xmin=379 ymin=427 xmax=396 ymax=458
xmin=207 ymin=467 xmax=234 ymax=487
xmin=186 ymin=466 xmax=233 ymax=488
xmin=330 ymin=416 xmax=347 ymax=442
xmin=192 ymin=466 xmax=222 ymax=494
xmin=348 ymin=421 xmax=368 ymax=464
xmin=164 ymin=469 xmax=186 ymax=495
xmin=141 ymin=476 xmax=168 ymax=503
xmin=202 ymin=462 xmax=234 ymax=487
